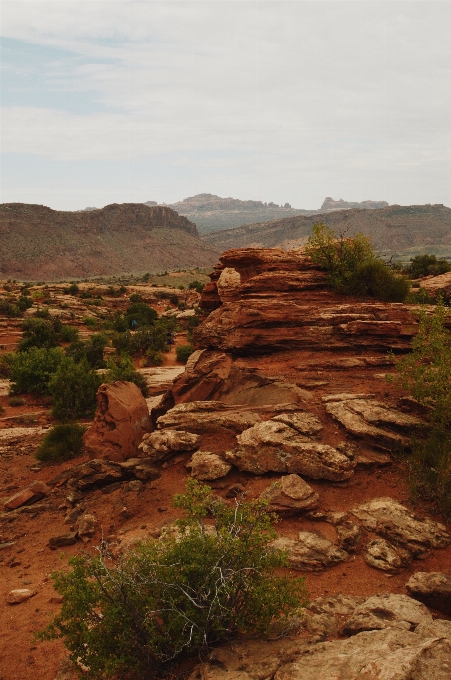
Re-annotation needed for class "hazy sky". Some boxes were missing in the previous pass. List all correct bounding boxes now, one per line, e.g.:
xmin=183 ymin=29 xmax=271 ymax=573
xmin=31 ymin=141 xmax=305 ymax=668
xmin=1 ymin=0 xmax=450 ymax=211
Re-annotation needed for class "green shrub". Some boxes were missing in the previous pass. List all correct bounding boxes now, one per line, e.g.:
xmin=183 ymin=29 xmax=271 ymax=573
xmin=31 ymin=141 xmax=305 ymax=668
xmin=129 ymin=293 xmax=143 ymax=303
xmin=63 ymin=283 xmax=79 ymax=295
xmin=106 ymin=354 xmax=149 ymax=397
xmin=391 ymin=300 xmax=451 ymax=515
xmin=19 ymin=318 xmax=58 ymax=351
xmin=17 ymin=294 xmax=33 ymax=312
xmin=34 ymin=307 xmax=51 ymax=319
xmin=124 ymin=302 xmax=158 ymax=329
xmin=305 ymin=222 xmax=410 ymax=301
xmin=405 ymin=254 xmax=451 ymax=279
xmin=35 ymin=423 xmax=86 ymax=463
xmin=176 ymin=344 xmax=193 ymax=364
xmin=145 ymin=349 xmax=163 ymax=366
xmin=9 ymin=347 xmax=64 ymax=395
xmin=8 ymin=396 xmax=25 ymax=406
xmin=0 ymin=299 xmax=21 ymax=317
xmin=58 ymin=324 xmax=80 ymax=343
xmin=38 ymin=480 xmax=307 ymax=679
xmin=82 ymin=316 xmax=99 ymax=329
xmin=49 ymin=357 xmax=102 ymax=421
xmin=406 ymin=288 xmax=434 ymax=305
xmin=188 ymin=280 xmax=205 ymax=293
xmin=169 ymin=294 xmax=179 ymax=306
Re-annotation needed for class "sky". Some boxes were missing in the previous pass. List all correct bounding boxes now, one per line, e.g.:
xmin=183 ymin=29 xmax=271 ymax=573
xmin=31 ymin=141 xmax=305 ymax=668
xmin=1 ymin=0 xmax=450 ymax=211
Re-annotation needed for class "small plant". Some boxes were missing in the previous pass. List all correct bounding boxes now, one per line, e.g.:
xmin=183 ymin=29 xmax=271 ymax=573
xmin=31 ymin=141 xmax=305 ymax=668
xmin=8 ymin=396 xmax=25 ymax=407
xmin=35 ymin=423 xmax=86 ymax=463
xmin=59 ymin=324 xmax=80 ymax=343
xmin=38 ymin=480 xmax=307 ymax=679
xmin=188 ymin=280 xmax=205 ymax=293
xmin=405 ymin=254 xmax=451 ymax=279
xmin=176 ymin=344 xmax=193 ymax=364
xmin=63 ymin=283 xmax=80 ymax=296
xmin=145 ymin=349 xmax=163 ymax=366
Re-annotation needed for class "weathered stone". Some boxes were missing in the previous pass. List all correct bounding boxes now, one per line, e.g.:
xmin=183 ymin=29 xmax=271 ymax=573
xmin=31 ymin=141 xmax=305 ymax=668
xmin=132 ymin=460 xmax=161 ymax=481
xmin=336 ymin=521 xmax=361 ymax=552
xmin=83 ymin=381 xmax=151 ymax=462
xmin=53 ymin=657 xmax=80 ymax=680
xmin=325 ymin=397 xmax=423 ymax=450
xmin=351 ymin=497 xmax=450 ymax=557
xmin=217 ymin=267 xmax=241 ymax=303
xmin=260 ymin=474 xmax=319 ymax=513
xmin=76 ymin=513 xmax=98 ymax=538
xmin=48 ymin=532 xmax=78 ymax=548
xmin=186 ymin=451 xmax=232 ymax=480
xmin=226 ymin=420 xmax=355 ymax=481
xmin=272 ymin=412 xmax=323 ymax=436
xmin=305 ymin=594 xmax=365 ymax=638
xmin=70 ymin=459 xmax=124 ymax=491
xmin=343 ymin=594 xmax=432 ymax=634
xmin=406 ymin=571 xmax=451 ymax=615
xmin=271 ymin=532 xmax=348 ymax=571
xmin=6 ymin=588 xmax=36 ymax=604
xmin=364 ymin=538 xmax=412 ymax=572
xmin=3 ymin=480 xmax=49 ymax=510
xmin=157 ymin=401 xmax=261 ymax=433
xmin=138 ymin=429 xmax=201 ymax=462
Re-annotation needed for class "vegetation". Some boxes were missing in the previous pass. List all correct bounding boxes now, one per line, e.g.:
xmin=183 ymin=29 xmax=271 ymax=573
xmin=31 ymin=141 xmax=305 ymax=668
xmin=392 ymin=300 xmax=451 ymax=516
xmin=105 ymin=354 xmax=149 ymax=398
xmin=176 ymin=344 xmax=194 ymax=363
xmin=188 ymin=280 xmax=205 ymax=293
xmin=305 ymin=222 xmax=410 ymax=301
xmin=65 ymin=333 xmax=108 ymax=369
xmin=35 ymin=423 xmax=86 ymax=463
xmin=19 ymin=317 xmax=80 ymax=351
xmin=38 ymin=480 xmax=308 ymax=680
xmin=9 ymin=347 xmax=64 ymax=395
xmin=8 ymin=396 xmax=25 ymax=406
xmin=405 ymin=254 xmax=451 ymax=279
xmin=49 ymin=357 xmax=102 ymax=421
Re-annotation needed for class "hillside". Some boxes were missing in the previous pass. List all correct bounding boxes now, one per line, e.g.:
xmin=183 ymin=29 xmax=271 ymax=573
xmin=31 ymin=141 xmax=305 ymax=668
xmin=201 ymin=203 xmax=451 ymax=257
xmin=0 ymin=203 xmax=219 ymax=280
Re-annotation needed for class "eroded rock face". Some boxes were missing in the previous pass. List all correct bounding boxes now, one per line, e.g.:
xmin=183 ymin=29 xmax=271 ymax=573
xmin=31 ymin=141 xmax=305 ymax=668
xmin=260 ymin=474 xmax=319 ymax=514
xmin=271 ymin=532 xmax=348 ymax=571
xmin=406 ymin=572 xmax=451 ymax=615
xmin=351 ymin=497 xmax=450 ymax=558
xmin=343 ymin=594 xmax=432 ymax=634
xmin=138 ymin=430 xmax=201 ymax=463
xmin=226 ymin=419 xmax=355 ymax=481
xmin=186 ymin=451 xmax=231 ymax=480
xmin=84 ymin=381 xmax=151 ymax=462
xmin=156 ymin=401 xmax=261 ymax=433
xmin=364 ymin=538 xmax=412 ymax=573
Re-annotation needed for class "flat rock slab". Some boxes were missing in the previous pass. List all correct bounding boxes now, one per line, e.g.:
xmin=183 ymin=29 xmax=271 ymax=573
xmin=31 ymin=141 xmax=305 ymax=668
xmin=260 ymin=474 xmax=319 ymax=513
xmin=343 ymin=594 xmax=432 ymax=634
xmin=186 ymin=451 xmax=232 ymax=480
xmin=406 ymin=572 xmax=451 ymax=616
xmin=6 ymin=588 xmax=37 ymax=604
xmin=351 ymin=497 xmax=450 ymax=558
xmin=157 ymin=401 xmax=261 ymax=433
xmin=139 ymin=429 xmax=201 ymax=462
xmin=4 ymin=480 xmax=50 ymax=510
xmin=272 ymin=412 xmax=323 ymax=435
xmin=226 ymin=419 xmax=355 ymax=481
xmin=271 ymin=531 xmax=348 ymax=571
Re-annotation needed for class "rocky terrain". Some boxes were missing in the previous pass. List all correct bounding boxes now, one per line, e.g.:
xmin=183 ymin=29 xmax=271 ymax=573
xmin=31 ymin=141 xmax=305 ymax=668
xmin=0 ymin=203 xmax=219 ymax=280
xmin=202 ymin=203 xmax=451 ymax=259
xmin=320 ymin=197 xmax=389 ymax=212
xmin=1 ymin=250 xmax=451 ymax=680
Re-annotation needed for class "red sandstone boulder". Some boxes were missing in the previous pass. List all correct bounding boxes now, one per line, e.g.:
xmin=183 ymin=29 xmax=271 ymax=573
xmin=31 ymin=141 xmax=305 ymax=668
xmin=83 ymin=381 xmax=151 ymax=462
xmin=3 ymin=480 xmax=50 ymax=510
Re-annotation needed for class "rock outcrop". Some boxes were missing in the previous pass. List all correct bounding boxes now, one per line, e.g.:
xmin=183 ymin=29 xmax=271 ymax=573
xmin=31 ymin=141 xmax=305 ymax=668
xmin=406 ymin=571 xmax=451 ymax=615
xmin=84 ymin=381 xmax=151 ymax=462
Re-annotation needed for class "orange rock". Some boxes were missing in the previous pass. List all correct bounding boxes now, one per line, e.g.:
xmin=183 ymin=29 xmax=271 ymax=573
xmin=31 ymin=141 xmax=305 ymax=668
xmin=3 ymin=480 xmax=49 ymax=511
xmin=83 ymin=381 xmax=151 ymax=462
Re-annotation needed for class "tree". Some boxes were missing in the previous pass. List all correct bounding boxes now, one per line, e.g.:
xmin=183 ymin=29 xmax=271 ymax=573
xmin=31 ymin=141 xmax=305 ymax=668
xmin=38 ymin=481 xmax=308 ymax=679
xmin=49 ymin=357 xmax=102 ymax=421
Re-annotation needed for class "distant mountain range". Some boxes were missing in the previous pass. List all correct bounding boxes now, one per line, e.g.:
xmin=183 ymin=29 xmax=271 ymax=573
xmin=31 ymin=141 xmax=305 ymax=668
xmin=0 ymin=203 xmax=219 ymax=280
xmin=201 ymin=203 xmax=451 ymax=260
xmin=152 ymin=194 xmax=391 ymax=234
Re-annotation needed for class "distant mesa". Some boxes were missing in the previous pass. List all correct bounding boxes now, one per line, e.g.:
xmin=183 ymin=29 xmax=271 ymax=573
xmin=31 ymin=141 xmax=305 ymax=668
xmin=321 ymin=197 xmax=389 ymax=212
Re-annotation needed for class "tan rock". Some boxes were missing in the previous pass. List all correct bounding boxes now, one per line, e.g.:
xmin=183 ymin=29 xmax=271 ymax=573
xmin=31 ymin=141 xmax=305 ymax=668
xmin=260 ymin=474 xmax=319 ymax=513
xmin=271 ymin=531 xmax=348 ymax=571
xmin=6 ymin=588 xmax=37 ymax=604
xmin=364 ymin=538 xmax=412 ymax=573
xmin=343 ymin=594 xmax=432 ymax=634
xmin=84 ymin=381 xmax=151 ymax=461
xmin=217 ymin=267 xmax=241 ymax=303
xmin=406 ymin=571 xmax=451 ymax=615
xmin=157 ymin=401 xmax=261 ymax=433
xmin=139 ymin=429 xmax=201 ymax=462
xmin=186 ymin=451 xmax=232 ymax=480
xmin=76 ymin=513 xmax=98 ymax=538
xmin=3 ymin=480 xmax=49 ymax=511
xmin=272 ymin=412 xmax=323 ymax=435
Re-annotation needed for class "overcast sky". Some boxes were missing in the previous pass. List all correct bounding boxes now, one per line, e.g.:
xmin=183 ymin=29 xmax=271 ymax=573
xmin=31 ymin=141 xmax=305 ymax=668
xmin=1 ymin=0 xmax=450 ymax=211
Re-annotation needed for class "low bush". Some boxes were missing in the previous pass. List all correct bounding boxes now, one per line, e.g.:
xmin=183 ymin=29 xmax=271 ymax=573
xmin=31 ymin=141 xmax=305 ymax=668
xmin=305 ymin=222 xmax=410 ymax=301
xmin=58 ymin=323 xmax=80 ymax=343
xmin=49 ymin=357 xmax=102 ymax=421
xmin=63 ymin=283 xmax=79 ymax=296
xmin=124 ymin=302 xmax=158 ymax=329
xmin=176 ymin=344 xmax=193 ymax=364
xmin=9 ymin=347 xmax=64 ymax=395
xmin=405 ymin=254 xmax=451 ymax=279
xmin=188 ymin=280 xmax=205 ymax=293
xmin=106 ymin=354 xmax=149 ymax=397
xmin=38 ymin=480 xmax=307 ymax=679
xmin=66 ymin=333 xmax=108 ymax=369
xmin=145 ymin=349 xmax=163 ymax=366
xmin=35 ymin=423 xmax=86 ymax=463
xmin=8 ymin=396 xmax=25 ymax=406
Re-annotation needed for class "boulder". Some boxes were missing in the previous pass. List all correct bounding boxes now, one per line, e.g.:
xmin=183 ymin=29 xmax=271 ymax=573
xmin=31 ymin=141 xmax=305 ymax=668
xmin=406 ymin=572 xmax=451 ymax=615
xmin=336 ymin=521 xmax=361 ymax=552
xmin=83 ymin=381 xmax=151 ymax=462
xmin=6 ymin=589 xmax=36 ymax=604
xmin=260 ymin=474 xmax=319 ymax=513
xmin=226 ymin=420 xmax=355 ymax=481
xmin=156 ymin=401 xmax=261 ymax=433
xmin=186 ymin=451 xmax=232 ymax=480
xmin=305 ymin=594 xmax=365 ymax=638
xmin=49 ymin=532 xmax=78 ymax=549
xmin=138 ymin=429 xmax=201 ymax=463
xmin=76 ymin=513 xmax=98 ymax=539
xmin=351 ymin=497 xmax=450 ymax=558
xmin=343 ymin=594 xmax=432 ymax=634
xmin=364 ymin=538 xmax=412 ymax=572
xmin=272 ymin=412 xmax=323 ymax=436
xmin=3 ymin=480 xmax=49 ymax=510
xmin=271 ymin=531 xmax=348 ymax=571
xmin=69 ymin=459 xmax=125 ymax=491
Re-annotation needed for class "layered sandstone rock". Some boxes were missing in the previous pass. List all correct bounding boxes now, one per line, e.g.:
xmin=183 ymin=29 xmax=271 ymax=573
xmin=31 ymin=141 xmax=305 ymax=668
xmin=84 ymin=381 xmax=151 ymax=462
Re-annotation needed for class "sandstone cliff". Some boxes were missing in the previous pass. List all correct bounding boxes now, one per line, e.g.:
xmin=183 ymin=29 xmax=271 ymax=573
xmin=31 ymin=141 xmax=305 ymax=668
xmin=0 ymin=203 xmax=219 ymax=280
